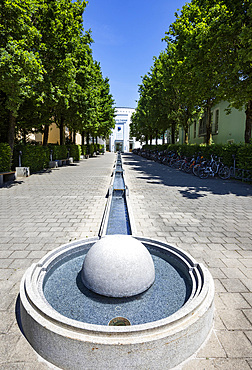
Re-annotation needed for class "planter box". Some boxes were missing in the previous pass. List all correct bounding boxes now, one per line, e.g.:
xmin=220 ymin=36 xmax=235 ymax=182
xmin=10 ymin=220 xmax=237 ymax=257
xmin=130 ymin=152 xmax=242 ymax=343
xmin=16 ymin=167 xmax=30 ymax=177
xmin=49 ymin=161 xmax=58 ymax=168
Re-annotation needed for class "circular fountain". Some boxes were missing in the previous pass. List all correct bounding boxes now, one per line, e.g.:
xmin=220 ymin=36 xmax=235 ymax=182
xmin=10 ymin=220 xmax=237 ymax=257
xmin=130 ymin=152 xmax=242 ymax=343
xmin=19 ymin=154 xmax=214 ymax=369
xmin=20 ymin=235 xmax=214 ymax=370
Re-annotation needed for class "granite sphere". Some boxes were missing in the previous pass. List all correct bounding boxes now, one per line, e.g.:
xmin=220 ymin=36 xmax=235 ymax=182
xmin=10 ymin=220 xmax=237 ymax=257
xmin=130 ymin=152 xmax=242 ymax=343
xmin=81 ymin=235 xmax=155 ymax=297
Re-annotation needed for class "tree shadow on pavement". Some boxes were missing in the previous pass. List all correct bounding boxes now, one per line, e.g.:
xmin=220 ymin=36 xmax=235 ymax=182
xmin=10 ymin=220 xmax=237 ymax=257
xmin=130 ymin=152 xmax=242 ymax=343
xmin=122 ymin=154 xmax=252 ymax=198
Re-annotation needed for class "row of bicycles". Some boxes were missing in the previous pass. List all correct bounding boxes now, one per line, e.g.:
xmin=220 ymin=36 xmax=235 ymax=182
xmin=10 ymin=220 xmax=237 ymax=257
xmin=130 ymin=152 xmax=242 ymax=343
xmin=133 ymin=148 xmax=252 ymax=181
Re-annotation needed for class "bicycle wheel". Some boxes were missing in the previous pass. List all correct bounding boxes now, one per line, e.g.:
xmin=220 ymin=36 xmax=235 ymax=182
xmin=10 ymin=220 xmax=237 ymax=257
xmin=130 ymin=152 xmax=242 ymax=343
xmin=193 ymin=164 xmax=201 ymax=176
xmin=183 ymin=163 xmax=189 ymax=172
xmin=211 ymin=162 xmax=218 ymax=174
xmin=218 ymin=166 xmax=230 ymax=180
xmin=198 ymin=167 xmax=209 ymax=179
xmin=180 ymin=161 xmax=187 ymax=171
xmin=184 ymin=163 xmax=192 ymax=173
xmin=170 ymin=159 xmax=177 ymax=168
xmin=174 ymin=160 xmax=182 ymax=169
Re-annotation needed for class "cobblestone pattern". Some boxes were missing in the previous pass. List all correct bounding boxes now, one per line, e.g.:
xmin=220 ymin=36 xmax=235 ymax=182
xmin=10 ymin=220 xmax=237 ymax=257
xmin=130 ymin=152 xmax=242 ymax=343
xmin=0 ymin=153 xmax=115 ymax=369
xmin=123 ymin=153 xmax=252 ymax=370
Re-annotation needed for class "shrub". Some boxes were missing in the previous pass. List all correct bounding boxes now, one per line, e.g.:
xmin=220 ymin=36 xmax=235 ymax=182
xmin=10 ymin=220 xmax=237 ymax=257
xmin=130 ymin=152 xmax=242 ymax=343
xmin=50 ymin=145 xmax=68 ymax=160
xmin=0 ymin=143 xmax=12 ymax=172
xmin=13 ymin=144 xmax=49 ymax=173
xmin=68 ymin=144 xmax=81 ymax=161
xmin=48 ymin=144 xmax=81 ymax=161
xmin=89 ymin=144 xmax=95 ymax=156
xmin=236 ymin=144 xmax=252 ymax=171
xmin=81 ymin=145 xmax=87 ymax=156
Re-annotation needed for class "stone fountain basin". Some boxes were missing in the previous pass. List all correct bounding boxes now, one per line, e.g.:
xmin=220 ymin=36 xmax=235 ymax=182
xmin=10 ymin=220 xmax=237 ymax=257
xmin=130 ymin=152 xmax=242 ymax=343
xmin=20 ymin=237 xmax=214 ymax=370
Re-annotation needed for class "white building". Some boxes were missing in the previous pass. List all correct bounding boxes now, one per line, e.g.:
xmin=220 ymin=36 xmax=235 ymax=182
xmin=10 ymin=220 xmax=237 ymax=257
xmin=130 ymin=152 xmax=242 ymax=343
xmin=109 ymin=107 xmax=141 ymax=152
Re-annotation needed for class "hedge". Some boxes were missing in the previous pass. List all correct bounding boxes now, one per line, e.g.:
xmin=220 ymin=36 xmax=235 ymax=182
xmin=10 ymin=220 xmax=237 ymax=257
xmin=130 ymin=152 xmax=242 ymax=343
xmin=13 ymin=144 xmax=49 ymax=173
xmin=48 ymin=144 xmax=68 ymax=160
xmin=81 ymin=143 xmax=104 ymax=156
xmin=69 ymin=144 xmax=81 ymax=161
xmin=89 ymin=144 xmax=95 ymax=156
xmin=48 ymin=144 xmax=81 ymax=161
xmin=236 ymin=145 xmax=252 ymax=171
xmin=0 ymin=143 xmax=12 ymax=172
xmin=81 ymin=145 xmax=87 ymax=155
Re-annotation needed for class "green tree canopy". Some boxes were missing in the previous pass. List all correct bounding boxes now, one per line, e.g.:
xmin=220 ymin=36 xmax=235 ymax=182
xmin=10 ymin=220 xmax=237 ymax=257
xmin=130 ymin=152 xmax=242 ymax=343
xmin=135 ymin=0 xmax=252 ymax=145
xmin=166 ymin=0 xmax=252 ymax=143
xmin=0 ymin=0 xmax=44 ymax=149
xmin=0 ymin=0 xmax=115 ymax=149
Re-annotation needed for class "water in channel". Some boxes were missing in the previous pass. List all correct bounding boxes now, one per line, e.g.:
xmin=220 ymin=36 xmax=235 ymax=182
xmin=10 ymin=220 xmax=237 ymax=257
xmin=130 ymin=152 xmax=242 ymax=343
xmin=106 ymin=154 xmax=131 ymax=235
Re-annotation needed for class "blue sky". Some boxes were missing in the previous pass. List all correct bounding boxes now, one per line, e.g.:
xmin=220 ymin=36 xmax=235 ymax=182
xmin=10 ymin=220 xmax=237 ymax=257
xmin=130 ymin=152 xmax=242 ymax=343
xmin=83 ymin=0 xmax=186 ymax=108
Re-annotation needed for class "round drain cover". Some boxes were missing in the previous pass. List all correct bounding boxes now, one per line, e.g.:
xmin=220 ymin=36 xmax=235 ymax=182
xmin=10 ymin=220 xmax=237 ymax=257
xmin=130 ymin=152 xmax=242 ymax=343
xmin=109 ymin=317 xmax=131 ymax=326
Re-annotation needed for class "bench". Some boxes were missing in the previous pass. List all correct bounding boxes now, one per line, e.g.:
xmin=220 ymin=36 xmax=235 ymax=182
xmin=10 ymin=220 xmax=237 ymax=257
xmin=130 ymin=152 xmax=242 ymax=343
xmin=0 ymin=171 xmax=16 ymax=186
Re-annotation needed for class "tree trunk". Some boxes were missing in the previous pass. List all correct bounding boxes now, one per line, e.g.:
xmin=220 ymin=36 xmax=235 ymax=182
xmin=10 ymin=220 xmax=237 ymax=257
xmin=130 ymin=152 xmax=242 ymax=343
xmin=43 ymin=125 xmax=49 ymax=146
xmin=145 ymin=135 xmax=148 ymax=145
xmin=95 ymin=136 xmax=98 ymax=144
xmin=184 ymin=124 xmax=189 ymax=145
xmin=150 ymin=135 xmax=153 ymax=145
xmin=81 ymin=132 xmax=85 ymax=145
xmin=59 ymin=117 xmax=65 ymax=145
xmin=23 ymin=129 xmax=27 ymax=145
xmin=184 ymin=109 xmax=190 ymax=145
xmin=73 ymin=131 xmax=76 ymax=144
xmin=171 ymin=122 xmax=176 ymax=144
xmin=92 ymin=136 xmax=95 ymax=144
xmin=7 ymin=111 xmax=16 ymax=151
xmin=245 ymin=100 xmax=252 ymax=143
xmin=86 ymin=132 xmax=90 ymax=154
xmin=162 ymin=131 xmax=165 ymax=145
xmin=206 ymin=99 xmax=212 ymax=145
xmin=155 ymin=130 xmax=158 ymax=146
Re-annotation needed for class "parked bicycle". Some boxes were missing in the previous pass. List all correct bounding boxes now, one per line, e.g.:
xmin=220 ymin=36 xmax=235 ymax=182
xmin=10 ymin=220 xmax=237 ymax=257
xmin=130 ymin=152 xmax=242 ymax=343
xmin=132 ymin=149 xmax=250 ymax=182
xmin=198 ymin=156 xmax=230 ymax=179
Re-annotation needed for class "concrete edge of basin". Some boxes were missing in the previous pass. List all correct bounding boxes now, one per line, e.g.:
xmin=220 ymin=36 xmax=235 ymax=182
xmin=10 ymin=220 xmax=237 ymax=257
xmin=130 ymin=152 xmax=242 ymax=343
xmin=19 ymin=237 xmax=214 ymax=370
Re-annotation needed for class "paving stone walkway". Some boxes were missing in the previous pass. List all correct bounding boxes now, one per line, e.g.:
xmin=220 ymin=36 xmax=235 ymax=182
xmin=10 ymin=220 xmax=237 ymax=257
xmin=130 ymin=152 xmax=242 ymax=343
xmin=0 ymin=152 xmax=251 ymax=369
xmin=123 ymin=153 xmax=252 ymax=370
xmin=0 ymin=153 xmax=115 ymax=369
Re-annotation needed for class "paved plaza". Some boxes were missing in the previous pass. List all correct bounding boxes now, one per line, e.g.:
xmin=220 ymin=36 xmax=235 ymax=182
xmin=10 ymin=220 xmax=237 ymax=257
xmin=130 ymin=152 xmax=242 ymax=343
xmin=0 ymin=152 xmax=251 ymax=369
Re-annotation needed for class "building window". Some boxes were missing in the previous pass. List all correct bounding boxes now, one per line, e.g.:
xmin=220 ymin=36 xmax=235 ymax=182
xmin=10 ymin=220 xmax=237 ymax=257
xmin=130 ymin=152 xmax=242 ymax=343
xmin=198 ymin=116 xmax=206 ymax=136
